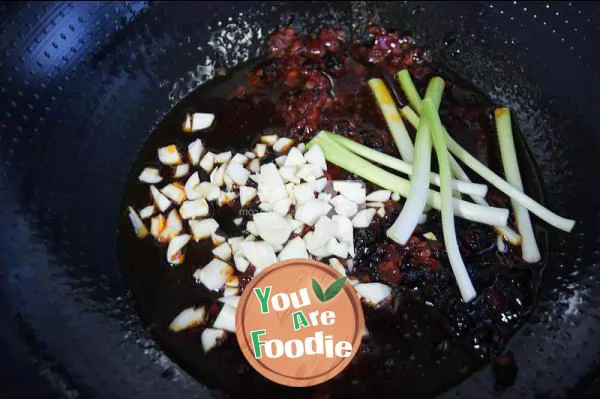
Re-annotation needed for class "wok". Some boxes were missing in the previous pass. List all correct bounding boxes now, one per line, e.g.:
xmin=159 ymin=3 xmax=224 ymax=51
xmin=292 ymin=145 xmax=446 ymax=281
xmin=1 ymin=1 xmax=599 ymax=398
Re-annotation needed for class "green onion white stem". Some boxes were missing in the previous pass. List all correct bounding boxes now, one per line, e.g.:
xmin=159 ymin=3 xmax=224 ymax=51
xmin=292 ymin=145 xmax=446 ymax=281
xmin=402 ymin=105 xmax=521 ymax=245
xmin=326 ymin=133 xmax=487 ymax=197
xmin=388 ymin=77 xmax=444 ymax=244
xmin=309 ymin=132 xmax=508 ymax=227
xmin=495 ymin=108 xmax=541 ymax=262
xmin=422 ymin=98 xmax=476 ymax=303
xmin=368 ymin=78 xmax=414 ymax=162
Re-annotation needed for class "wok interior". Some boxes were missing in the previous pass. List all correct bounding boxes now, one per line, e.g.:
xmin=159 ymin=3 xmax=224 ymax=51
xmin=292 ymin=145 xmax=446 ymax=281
xmin=0 ymin=2 xmax=599 ymax=398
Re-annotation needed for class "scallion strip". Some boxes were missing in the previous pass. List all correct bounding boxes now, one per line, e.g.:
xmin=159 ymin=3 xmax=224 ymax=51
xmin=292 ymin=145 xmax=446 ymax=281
xmin=326 ymin=133 xmax=487 ymax=197
xmin=402 ymin=104 xmax=574 ymax=232
xmin=397 ymin=69 xmax=424 ymax=114
xmin=368 ymin=78 xmax=414 ymax=162
xmin=422 ymin=98 xmax=476 ymax=303
xmin=309 ymin=132 xmax=509 ymax=227
xmin=495 ymin=108 xmax=541 ymax=262
xmin=388 ymin=77 xmax=444 ymax=244
xmin=402 ymin=105 xmax=521 ymax=245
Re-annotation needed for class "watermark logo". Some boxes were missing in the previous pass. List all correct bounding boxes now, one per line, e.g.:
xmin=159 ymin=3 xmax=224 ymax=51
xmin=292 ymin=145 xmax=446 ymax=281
xmin=236 ymin=259 xmax=365 ymax=387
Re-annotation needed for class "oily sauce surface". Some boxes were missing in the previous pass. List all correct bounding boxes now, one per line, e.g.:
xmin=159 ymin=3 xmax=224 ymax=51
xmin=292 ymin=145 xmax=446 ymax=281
xmin=118 ymin=27 xmax=545 ymax=398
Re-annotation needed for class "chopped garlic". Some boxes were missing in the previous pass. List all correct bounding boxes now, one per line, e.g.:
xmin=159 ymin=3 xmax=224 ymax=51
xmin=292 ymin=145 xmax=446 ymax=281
xmin=272 ymin=198 xmax=291 ymax=216
xmin=296 ymin=164 xmax=324 ymax=181
xmin=329 ymin=258 xmax=346 ymax=276
xmin=199 ymin=152 xmax=215 ymax=173
xmin=326 ymin=238 xmax=348 ymax=258
xmin=355 ymin=283 xmax=392 ymax=306
xmin=173 ymin=164 xmax=190 ymax=178
xmin=138 ymin=167 xmax=162 ymax=184
xmin=210 ymin=164 xmax=226 ymax=187
xmin=189 ymin=218 xmax=219 ymax=241
xmin=230 ymin=153 xmax=248 ymax=164
xmin=260 ymin=134 xmax=278 ymax=146
xmin=332 ymin=181 xmax=366 ymax=204
xmin=150 ymin=185 xmax=172 ymax=212
xmin=308 ymin=216 xmax=336 ymax=250
xmin=161 ymin=183 xmax=186 ymax=204
xmin=159 ymin=209 xmax=183 ymax=242
xmin=330 ymin=195 xmax=358 ymax=218
xmin=187 ymin=139 xmax=204 ymax=165
xmin=247 ymin=221 xmax=259 ymax=236
xmin=248 ymin=158 xmax=260 ymax=173
xmin=184 ymin=172 xmax=202 ymax=200
xmin=213 ymin=304 xmax=236 ymax=332
xmin=128 ymin=206 xmax=148 ymax=238
xmin=139 ymin=205 xmax=155 ymax=219
xmin=167 ymin=234 xmax=191 ymax=264
xmin=201 ymin=328 xmax=226 ymax=352
xmin=169 ymin=306 xmax=206 ymax=332
xmin=288 ymin=218 xmax=304 ymax=234
xmin=215 ymin=151 xmax=232 ymax=164
xmin=283 ymin=147 xmax=306 ymax=167
xmin=253 ymin=212 xmax=293 ymax=246
xmin=352 ymin=208 xmax=377 ymax=228
xmin=194 ymin=258 xmax=234 ymax=291
xmin=254 ymin=143 xmax=267 ymax=158
xmin=277 ymin=237 xmax=309 ymax=261
xmin=239 ymin=241 xmax=277 ymax=271
xmin=198 ymin=182 xmax=220 ymax=201
xmin=150 ymin=214 xmax=166 ymax=239
xmin=275 ymin=155 xmax=287 ymax=167
xmin=233 ymin=253 xmax=249 ymax=272
xmin=213 ymin=242 xmax=232 ymax=261
xmin=313 ymin=177 xmax=327 ymax=192
xmin=317 ymin=192 xmax=332 ymax=202
xmin=158 ymin=145 xmax=182 ymax=165
xmin=278 ymin=166 xmax=300 ymax=184
xmin=226 ymin=275 xmax=239 ymax=287
xmin=273 ymin=137 xmax=294 ymax=153
xmin=239 ymin=186 xmax=257 ymax=207
xmin=366 ymin=190 xmax=391 ymax=202
xmin=305 ymin=232 xmax=332 ymax=259
xmin=293 ymin=183 xmax=314 ymax=205
xmin=423 ymin=232 xmax=437 ymax=241
xmin=257 ymin=163 xmax=287 ymax=204
xmin=226 ymin=162 xmax=250 ymax=186
xmin=332 ymin=215 xmax=353 ymax=243
xmin=295 ymin=199 xmax=332 ymax=226
xmin=223 ymin=286 xmax=239 ymax=297
xmin=304 ymin=143 xmax=327 ymax=171
xmin=218 ymin=296 xmax=240 ymax=308
xmin=179 ymin=198 xmax=209 ymax=219
xmin=183 ymin=112 xmax=214 ymax=132
xmin=212 ymin=233 xmax=226 ymax=246
xmin=217 ymin=191 xmax=237 ymax=206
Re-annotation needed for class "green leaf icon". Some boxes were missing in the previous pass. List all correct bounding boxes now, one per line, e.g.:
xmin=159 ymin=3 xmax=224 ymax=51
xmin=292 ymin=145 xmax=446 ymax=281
xmin=312 ymin=277 xmax=347 ymax=302
xmin=323 ymin=277 xmax=347 ymax=301
xmin=312 ymin=279 xmax=325 ymax=302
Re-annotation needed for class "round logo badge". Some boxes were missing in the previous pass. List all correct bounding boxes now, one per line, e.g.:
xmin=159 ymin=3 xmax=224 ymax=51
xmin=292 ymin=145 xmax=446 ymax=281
xmin=236 ymin=259 xmax=365 ymax=387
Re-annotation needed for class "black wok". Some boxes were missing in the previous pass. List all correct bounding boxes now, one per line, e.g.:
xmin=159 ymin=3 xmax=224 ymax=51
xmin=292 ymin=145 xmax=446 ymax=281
xmin=1 ymin=1 xmax=599 ymax=398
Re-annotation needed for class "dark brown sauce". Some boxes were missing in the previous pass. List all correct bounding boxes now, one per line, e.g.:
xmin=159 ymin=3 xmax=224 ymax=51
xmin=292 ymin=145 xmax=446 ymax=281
xmin=118 ymin=27 xmax=547 ymax=398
